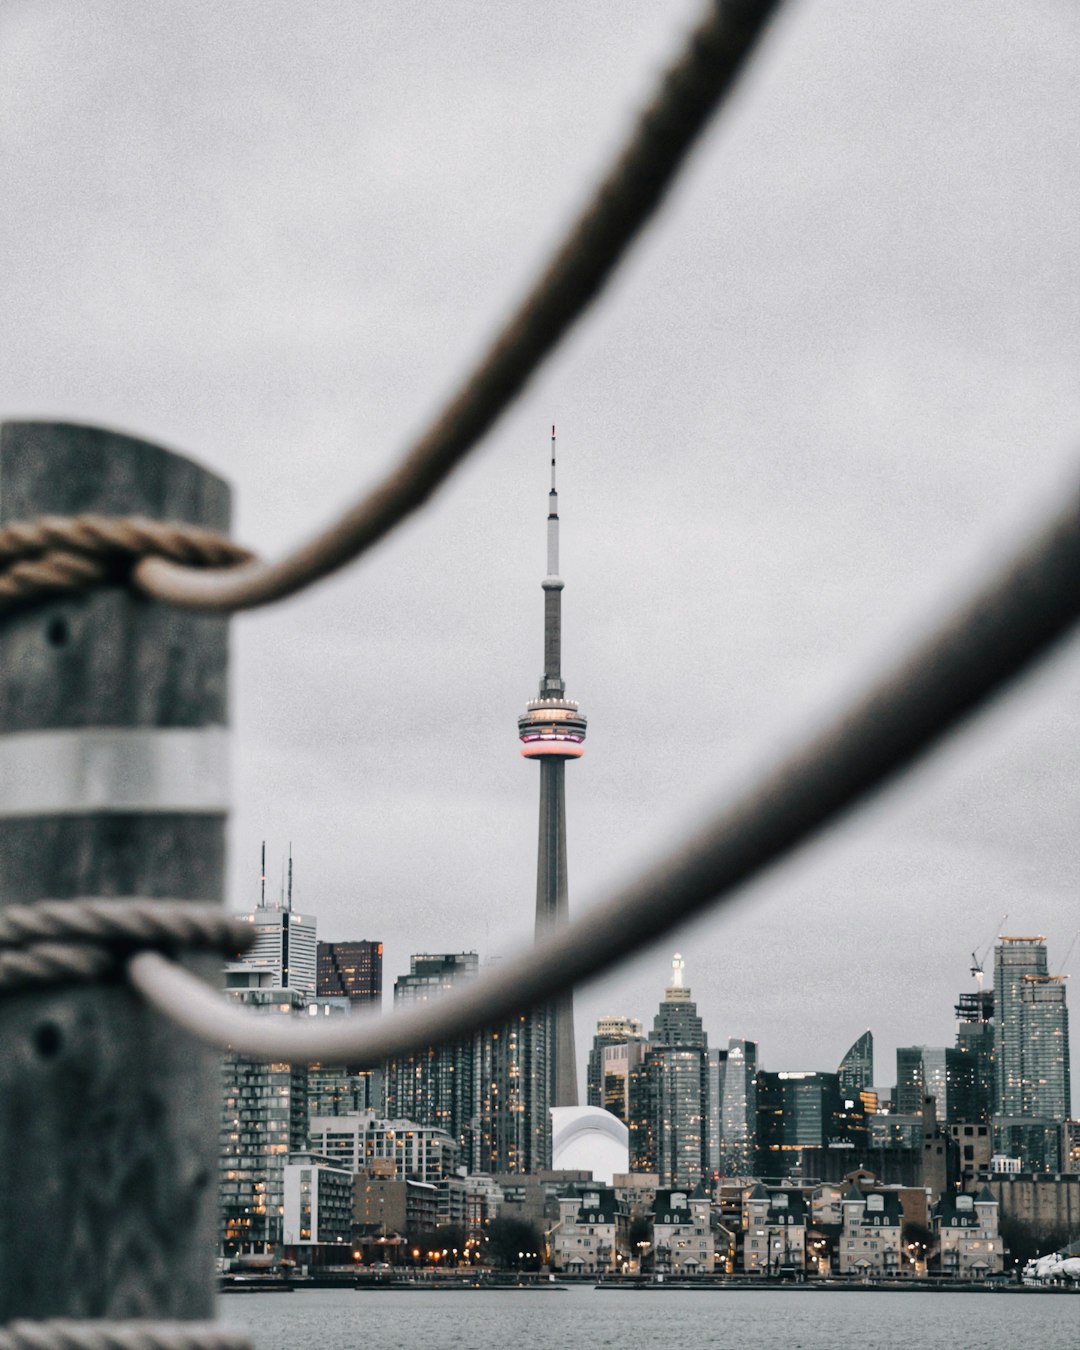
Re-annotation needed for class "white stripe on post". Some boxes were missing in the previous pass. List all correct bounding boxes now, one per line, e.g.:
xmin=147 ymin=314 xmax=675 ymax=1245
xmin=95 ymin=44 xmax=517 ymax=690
xmin=0 ymin=727 xmax=229 ymax=817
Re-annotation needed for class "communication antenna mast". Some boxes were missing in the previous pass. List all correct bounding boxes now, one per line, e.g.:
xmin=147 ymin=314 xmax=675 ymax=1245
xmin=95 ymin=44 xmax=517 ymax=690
xmin=259 ymin=840 xmax=266 ymax=909
xmin=970 ymin=913 xmax=1008 ymax=989
xmin=287 ymin=843 xmax=293 ymax=912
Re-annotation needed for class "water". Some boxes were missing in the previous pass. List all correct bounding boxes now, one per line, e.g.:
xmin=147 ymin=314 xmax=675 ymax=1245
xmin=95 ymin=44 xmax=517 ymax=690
xmin=221 ymin=1286 xmax=1079 ymax=1350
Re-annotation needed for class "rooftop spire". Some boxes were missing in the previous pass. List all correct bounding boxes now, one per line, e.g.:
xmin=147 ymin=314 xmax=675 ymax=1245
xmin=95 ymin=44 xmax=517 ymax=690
xmin=666 ymin=952 xmax=691 ymax=1000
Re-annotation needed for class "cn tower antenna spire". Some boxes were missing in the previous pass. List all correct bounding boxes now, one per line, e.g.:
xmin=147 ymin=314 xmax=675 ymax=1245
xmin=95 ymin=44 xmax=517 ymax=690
xmin=517 ymin=427 xmax=587 ymax=1115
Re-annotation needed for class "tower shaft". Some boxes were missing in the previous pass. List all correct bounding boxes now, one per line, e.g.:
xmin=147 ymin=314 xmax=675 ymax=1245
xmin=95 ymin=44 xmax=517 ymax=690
xmin=536 ymin=757 xmax=578 ymax=1107
xmin=518 ymin=428 xmax=585 ymax=1112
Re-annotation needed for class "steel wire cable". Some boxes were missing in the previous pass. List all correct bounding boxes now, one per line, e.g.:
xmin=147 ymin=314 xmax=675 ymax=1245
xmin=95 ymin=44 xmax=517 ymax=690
xmin=128 ymin=475 xmax=1080 ymax=1062
xmin=130 ymin=0 xmax=784 ymax=613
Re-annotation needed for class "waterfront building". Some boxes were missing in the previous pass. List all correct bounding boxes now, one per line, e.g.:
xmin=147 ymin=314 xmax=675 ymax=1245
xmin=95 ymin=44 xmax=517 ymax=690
xmin=978 ymin=1171 xmax=1080 ymax=1243
xmin=955 ymin=988 xmax=995 ymax=1122
xmin=308 ymin=1111 xmax=459 ymax=1183
xmin=838 ymin=1031 xmax=873 ymax=1099
xmin=517 ymin=430 xmax=586 ymax=1112
xmin=220 ymin=986 xmax=310 ymax=1254
xmin=838 ymin=1185 xmax=902 ymax=1277
xmin=650 ymin=1184 xmax=714 ymax=1274
xmin=316 ymin=940 xmax=382 ymax=1009
xmin=551 ymin=1185 xmax=630 ymax=1274
xmin=628 ymin=956 xmax=710 ymax=1189
xmin=282 ymin=1152 xmax=354 ymax=1254
xmin=932 ymin=1187 xmax=1004 ymax=1278
xmin=742 ymin=1184 xmax=808 ymax=1274
xmin=587 ymin=1016 xmax=645 ymax=1118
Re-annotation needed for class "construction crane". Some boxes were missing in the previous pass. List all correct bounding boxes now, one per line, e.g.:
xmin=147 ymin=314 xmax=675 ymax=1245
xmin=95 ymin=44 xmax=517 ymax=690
xmin=970 ymin=913 xmax=1008 ymax=989
xmin=1054 ymin=928 xmax=1079 ymax=978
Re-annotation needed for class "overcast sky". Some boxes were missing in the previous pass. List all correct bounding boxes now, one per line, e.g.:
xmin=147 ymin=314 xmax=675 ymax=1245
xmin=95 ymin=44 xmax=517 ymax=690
xmin=3 ymin=0 xmax=1079 ymax=1100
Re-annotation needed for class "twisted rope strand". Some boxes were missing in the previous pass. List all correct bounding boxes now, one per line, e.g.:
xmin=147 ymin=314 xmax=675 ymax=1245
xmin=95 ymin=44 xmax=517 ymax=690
xmin=0 ymin=1322 xmax=250 ymax=1350
xmin=133 ymin=0 xmax=783 ymax=613
xmin=0 ymin=516 xmax=254 ymax=612
xmin=0 ymin=902 xmax=251 ymax=992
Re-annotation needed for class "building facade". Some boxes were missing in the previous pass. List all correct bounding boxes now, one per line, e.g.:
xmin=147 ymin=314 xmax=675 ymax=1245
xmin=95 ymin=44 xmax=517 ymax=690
xmin=650 ymin=1185 xmax=714 ymax=1274
xmin=551 ymin=1186 xmax=629 ymax=1274
xmin=316 ymin=940 xmax=382 ymax=1009
xmin=282 ymin=1153 xmax=354 ymax=1253
xmin=839 ymin=1185 xmax=903 ymax=1277
xmin=932 ymin=1187 xmax=1003 ymax=1278
xmin=234 ymin=903 xmax=317 ymax=996
xmin=220 ymin=987 xmax=310 ymax=1253
xmin=308 ymin=1111 xmax=459 ymax=1183
xmin=742 ymin=1184 xmax=808 ymax=1274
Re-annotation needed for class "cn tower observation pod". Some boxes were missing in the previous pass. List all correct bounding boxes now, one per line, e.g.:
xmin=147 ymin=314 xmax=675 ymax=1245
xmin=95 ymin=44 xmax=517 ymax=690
xmin=518 ymin=697 xmax=587 ymax=758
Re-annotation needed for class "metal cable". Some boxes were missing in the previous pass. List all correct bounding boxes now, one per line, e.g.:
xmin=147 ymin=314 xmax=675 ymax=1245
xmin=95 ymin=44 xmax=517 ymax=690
xmin=129 ymin=476 xmax=1080 ymax=1062
xmin=0 ymin=1323 xmax=249 ymax=1350
xmin=131 ymin=0 xmax=784 ymax=613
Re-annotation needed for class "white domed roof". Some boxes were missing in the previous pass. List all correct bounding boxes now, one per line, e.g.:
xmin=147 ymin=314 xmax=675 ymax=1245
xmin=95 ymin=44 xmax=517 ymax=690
xmin=550 ymin=1106 xmax=629 ymax=1184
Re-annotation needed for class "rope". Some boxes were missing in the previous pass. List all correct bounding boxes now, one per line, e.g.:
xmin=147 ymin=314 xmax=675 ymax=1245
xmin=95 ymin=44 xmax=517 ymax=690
xmin=0 ymin=516 xmax=253 ymax=612
xmin=125 ymin=0 xmax=782 ymax=613
xmin=0 ymin=1323 xmax=249 ymax=1350
xmin=0 ymin=901 xmax=251 ymax=992
xmin=128 ymin=474 xmax=1080 ymax=1063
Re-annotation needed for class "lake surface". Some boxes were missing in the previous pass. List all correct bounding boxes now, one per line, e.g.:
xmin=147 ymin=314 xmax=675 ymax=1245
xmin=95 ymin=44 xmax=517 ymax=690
xmin=221 ymin=1285 xmax=1079 ymax=1350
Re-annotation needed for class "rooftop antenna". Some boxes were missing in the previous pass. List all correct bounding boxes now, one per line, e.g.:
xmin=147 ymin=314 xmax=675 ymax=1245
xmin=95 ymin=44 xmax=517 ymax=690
xmin=260 ymin=840 xmax=266 ymax=909
xmin=287 ymin=843 xmax=293 ymax=912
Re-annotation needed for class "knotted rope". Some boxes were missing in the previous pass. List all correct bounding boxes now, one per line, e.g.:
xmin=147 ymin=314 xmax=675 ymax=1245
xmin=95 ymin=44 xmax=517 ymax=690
xmin=0 ymin=900 xmax=252 ymax=992
xmin=0 ymin=516 xmax=254 ymax=612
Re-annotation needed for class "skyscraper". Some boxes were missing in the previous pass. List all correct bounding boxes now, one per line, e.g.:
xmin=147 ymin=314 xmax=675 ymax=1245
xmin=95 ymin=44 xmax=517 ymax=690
xmin=587 ymin=1016 xmax=646 ymax=1119
xmin=895 ymin=1046 xmax=926 ymax=1115
xmin=628 ymin=955 xmax=710 ymax=1188
xmin=717 ymin=1038 xmax=758 ymax=1177
xmin=838 ymin=1031 xmax=874 ymax=1099
xmin=517 ymin=429 xmax=586 ymax=1110
xmin=234 ymin=846 xmax=317 ymax=995
xmin=383 ymin=954 xmax=483 ymax=1167
xmin=994 ymin=935 xmax=1071 ymax=1120
xmin=316 ymin=940 xmax=383 ymax=1010
xmin=955 ymin=988 xmax=995 ymax=1122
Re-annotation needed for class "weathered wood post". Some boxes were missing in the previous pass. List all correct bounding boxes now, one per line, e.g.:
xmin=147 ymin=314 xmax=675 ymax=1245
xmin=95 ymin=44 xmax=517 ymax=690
xmin=0 ymin=422 xmax=230 ymax=1320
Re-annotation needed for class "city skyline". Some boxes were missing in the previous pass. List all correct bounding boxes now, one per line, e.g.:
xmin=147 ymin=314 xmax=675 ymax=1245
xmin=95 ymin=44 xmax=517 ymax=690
xmin=3 ymin=3 xmax=1079 ymax=1100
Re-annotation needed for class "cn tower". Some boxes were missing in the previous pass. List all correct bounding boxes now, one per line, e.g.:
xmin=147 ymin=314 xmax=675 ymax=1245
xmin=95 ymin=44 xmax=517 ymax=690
xmin=517 ymin=427 xmax=586 ymax=1108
